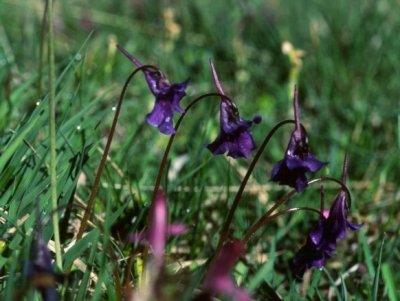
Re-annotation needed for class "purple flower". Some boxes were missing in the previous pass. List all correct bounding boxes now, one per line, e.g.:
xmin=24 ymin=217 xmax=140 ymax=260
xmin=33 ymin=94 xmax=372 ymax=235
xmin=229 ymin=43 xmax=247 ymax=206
xmin=127 ymin=189 xmax=186 ymax=264
xmin=291 ymin=155 xmax=362 ymax=278
xmin=271 ymin=86 xmax=326 ymax=191
xmin=28 ymin=231 xmax=63 ymax=301
xmin=117 ymin=45 xmax=189 ymax=135
xmin=207 ymin=61 xmax=261 ymax=159
xmin=290 ymin=220 xmax=332 ymax=278
xmin=200 ymin=240 xmax=251 ymax=301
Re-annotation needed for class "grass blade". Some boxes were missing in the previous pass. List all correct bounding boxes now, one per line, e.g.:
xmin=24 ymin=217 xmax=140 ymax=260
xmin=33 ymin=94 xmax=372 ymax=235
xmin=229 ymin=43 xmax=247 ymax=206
xmin=322 ymin=267 xmax=342 ymax=301
xmin=382 ymin=263 xmax=399 ymax=301
xmin=372 ymin=234 xmax=386 ymax=301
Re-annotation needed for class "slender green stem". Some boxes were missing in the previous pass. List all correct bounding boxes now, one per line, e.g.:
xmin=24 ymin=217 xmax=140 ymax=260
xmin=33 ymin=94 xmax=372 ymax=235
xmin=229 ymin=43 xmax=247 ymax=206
xmin=75 ymin=65 xmax=157 ymax=242
xmin=242 ymin=177 xmax=350 ymax=242
xmin=38 ymin=0 xmax=48 ymax=96
xmin=215 ymin=119 xmax=295 ymax=254
xmin=47 ymin=0 xmax=62 ymax=270
xmin=143 ymin=92 xmax=229 ymax=279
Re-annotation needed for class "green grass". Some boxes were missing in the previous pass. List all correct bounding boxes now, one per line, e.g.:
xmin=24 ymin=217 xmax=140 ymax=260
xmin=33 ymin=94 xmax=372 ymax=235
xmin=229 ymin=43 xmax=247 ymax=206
xmin=0 ymin=0 xmax=399 ymax=300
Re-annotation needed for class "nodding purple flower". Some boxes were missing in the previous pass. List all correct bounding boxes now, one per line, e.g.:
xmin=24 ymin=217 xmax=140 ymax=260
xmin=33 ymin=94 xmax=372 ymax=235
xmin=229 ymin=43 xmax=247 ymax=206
xmin=200 ymin=240 xmax=251 ymax=301
xmin=117 ymin=45 xmax=190 ymax=135
xmin=127 ymin=189 xmax=186 ymax=264
xmin=271 ymin=86 xmax=326 ymax=191
xmin=207 ymin=61 xmax=261 ymax=159
xmin=291 ymin=155 xmax=362 ymax=278
xmin=28 ymin=230 xmax=63 ymax=301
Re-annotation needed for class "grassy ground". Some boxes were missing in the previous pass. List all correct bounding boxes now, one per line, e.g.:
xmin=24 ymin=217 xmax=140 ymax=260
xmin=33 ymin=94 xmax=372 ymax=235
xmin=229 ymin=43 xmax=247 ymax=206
xmin=0 ymin=0 xmax=399 ymax=300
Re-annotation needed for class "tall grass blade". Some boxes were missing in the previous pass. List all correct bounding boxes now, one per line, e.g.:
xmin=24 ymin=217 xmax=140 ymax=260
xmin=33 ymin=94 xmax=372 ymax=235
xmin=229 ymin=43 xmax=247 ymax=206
xmin=372 ymin=234 xmax=385 ymax=301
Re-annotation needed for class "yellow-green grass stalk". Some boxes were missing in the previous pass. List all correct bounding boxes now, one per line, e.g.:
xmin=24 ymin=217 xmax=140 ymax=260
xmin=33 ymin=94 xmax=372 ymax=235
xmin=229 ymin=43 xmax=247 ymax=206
xmin=47 ymin=0 xmax=62 ymax=270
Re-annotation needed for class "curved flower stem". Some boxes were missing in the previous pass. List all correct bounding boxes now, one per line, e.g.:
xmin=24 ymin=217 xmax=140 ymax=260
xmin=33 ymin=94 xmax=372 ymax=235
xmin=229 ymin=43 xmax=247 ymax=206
xmin=139 ymin=93 xmax=230 ymax=281
xmin=308 ymin=177 xmax=352 ymax=208
xmin=243 ymin=207 xmax=322 ymax=242
xmin=242 ymin=177 xmax=351 ymax=243
xmin=75 ymin=65 xmax=158 ymax=242
xmin=151 ymin=92 xmax=232 ymax=202
xmin=215 ymin=119 xmax=295 ymax=254
xmin=242 ymin=190 xmax=296 ymax=244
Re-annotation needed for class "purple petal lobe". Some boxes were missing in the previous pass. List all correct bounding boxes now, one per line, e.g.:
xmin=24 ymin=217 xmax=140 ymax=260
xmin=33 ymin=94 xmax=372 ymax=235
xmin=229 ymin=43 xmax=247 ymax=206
xmin=271 ymin=161 xmax=308 ymax=192
xmin=146 ymin=99 xmax=176 ymax=135
xmin=207 ymin=131 xmax=256 ymax=159
xmin=286 ymin=152 xmax=326 ymax=172
xmin=309 ymin=220 xmax=325 ymax=245
xmin=170 ymin=80 xmax=189 ymax=113
xmin=233 ymin=131 xmax=256 ymax=158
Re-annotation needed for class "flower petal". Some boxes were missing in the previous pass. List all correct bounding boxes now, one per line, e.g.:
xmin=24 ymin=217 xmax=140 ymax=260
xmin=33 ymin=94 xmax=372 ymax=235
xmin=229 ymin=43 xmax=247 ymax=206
xmin=207 ymin=134 xmax=227 ymax=155
xmin=286 ymin=152 xmax=326 ymax=172
xmin=231 ymin=131 xmax=256 ymax=159
xmin=271 ymin=161 xmax=308 ymax=192
xmin=170 ymin=80 xmax=189 ymax=114
xmin=146 ymin=98 xmax=176 ymax=135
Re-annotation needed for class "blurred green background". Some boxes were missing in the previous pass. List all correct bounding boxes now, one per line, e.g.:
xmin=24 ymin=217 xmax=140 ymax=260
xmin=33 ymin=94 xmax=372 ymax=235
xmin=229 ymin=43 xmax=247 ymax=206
xmin=0 ymin=0 xmax=399 ymax=300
